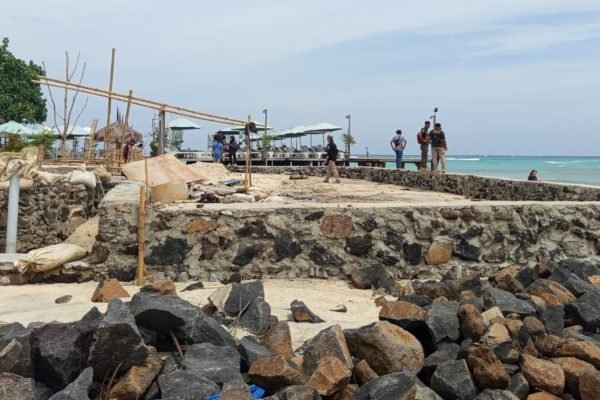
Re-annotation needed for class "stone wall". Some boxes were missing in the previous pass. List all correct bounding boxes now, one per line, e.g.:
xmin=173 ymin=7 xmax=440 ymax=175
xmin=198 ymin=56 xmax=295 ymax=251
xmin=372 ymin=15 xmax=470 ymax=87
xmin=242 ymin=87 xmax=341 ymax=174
xmin=230 ymin=166 xmax=600 ymax=201
xmin=92 ymin=182 xmax=600 ymax=282
xmin=0 ymin=182 xmax=100 ymax=252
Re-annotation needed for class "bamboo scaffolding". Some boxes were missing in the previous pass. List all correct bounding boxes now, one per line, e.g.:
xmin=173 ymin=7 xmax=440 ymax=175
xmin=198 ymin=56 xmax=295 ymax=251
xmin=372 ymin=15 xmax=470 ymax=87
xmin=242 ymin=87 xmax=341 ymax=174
xmin=105 ymin=49 xmax=116 ymax=169
xmin=137 ymin=184 xmax=146 ymax=287
xmin=85 ymin=118 xmax=98 ymax=161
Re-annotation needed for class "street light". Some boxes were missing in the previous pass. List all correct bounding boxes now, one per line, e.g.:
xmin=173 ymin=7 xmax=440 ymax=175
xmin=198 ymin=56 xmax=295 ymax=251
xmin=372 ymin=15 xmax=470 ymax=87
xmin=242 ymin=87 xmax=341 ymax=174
xmin=345 ymin=114 xmax=351 ymax=157
xmin=262 ymin=109 xmax=268 ymax=151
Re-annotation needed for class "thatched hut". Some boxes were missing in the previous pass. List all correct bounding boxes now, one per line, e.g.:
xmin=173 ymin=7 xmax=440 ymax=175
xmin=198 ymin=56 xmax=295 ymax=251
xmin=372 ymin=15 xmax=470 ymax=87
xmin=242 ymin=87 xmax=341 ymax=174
xmin=93 ymin=121 xmax=143 ymax=143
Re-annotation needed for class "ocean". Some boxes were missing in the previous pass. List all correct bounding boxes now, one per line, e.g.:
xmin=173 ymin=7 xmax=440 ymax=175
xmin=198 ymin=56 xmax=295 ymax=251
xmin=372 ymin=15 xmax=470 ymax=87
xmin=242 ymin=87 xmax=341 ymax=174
xmin=354 ymin=155 xmax=600 ymax=187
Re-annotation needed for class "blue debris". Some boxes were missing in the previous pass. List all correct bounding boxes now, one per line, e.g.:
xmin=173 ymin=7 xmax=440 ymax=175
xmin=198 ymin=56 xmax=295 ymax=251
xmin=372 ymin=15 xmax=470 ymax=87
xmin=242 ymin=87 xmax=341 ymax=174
xmin=207 ymin=384 xmax=266 ymax=399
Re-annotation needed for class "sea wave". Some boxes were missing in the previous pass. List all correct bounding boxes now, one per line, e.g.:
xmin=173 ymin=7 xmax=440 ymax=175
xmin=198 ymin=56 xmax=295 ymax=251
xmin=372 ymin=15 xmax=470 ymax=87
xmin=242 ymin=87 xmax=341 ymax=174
xmin=447 ymin=158 xmax=480 ymax=161
xmin=545 ymin=159 xmax=600 ymax=165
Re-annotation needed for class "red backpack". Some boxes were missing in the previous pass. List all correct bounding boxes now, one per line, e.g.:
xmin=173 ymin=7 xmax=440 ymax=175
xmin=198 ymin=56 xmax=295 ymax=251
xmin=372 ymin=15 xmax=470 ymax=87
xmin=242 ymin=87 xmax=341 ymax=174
xmin=417 ymin=132 xmax=424 ymax=145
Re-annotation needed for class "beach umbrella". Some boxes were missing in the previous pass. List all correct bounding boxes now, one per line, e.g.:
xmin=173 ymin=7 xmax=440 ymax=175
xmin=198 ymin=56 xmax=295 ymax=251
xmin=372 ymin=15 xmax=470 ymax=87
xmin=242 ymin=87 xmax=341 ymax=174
xmin=303 ymin=122 xmax=342 ymax=146
xmin=0 ymin=121 xmax=35 ymax=135
xmin=167 ymin=118 xmax=201 ymax=130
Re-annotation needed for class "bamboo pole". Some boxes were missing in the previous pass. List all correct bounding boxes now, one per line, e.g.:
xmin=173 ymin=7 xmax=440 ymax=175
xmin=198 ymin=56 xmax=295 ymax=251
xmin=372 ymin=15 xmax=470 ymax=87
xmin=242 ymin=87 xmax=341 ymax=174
xmin=105 ymin=49 xmax=116 ymax=169
xmin=137 ymin=185 xmax=146 ymax=286
xmin=144 ymin=157 xmax=149 ymax=204
xmin=119 ymin=90 xmax=133 ymax=169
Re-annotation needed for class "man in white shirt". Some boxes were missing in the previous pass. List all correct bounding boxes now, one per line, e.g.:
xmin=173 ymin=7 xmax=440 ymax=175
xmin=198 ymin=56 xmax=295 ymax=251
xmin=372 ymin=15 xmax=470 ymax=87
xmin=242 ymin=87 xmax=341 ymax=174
xmin=390 ymin=129 xmax=407 ymax=169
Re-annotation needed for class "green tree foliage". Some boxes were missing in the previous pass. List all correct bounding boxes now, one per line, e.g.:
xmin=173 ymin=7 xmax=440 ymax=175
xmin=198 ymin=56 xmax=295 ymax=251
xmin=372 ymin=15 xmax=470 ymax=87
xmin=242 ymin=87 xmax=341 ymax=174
xmin=341 ymin=133 xmax=357 ymax=157
xmin=0 ymin=133 xmax=26 ymax=152
xmin=0 ymin=38 xmax=47 ymax=123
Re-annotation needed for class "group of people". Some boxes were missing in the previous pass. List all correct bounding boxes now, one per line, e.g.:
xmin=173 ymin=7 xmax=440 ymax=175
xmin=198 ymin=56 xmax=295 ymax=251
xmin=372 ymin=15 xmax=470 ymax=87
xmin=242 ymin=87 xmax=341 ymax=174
xmin=389 ymin=121 xmax=448 ymax=173
xmin=122 ymin=139 xmax=143 ymax=163
xmin=211 ymin=132 xmax=239 ymax=165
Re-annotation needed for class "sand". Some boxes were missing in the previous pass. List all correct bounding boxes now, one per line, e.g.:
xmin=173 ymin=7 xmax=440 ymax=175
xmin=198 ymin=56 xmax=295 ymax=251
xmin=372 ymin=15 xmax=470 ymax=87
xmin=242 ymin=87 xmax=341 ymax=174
xmin=0 ymin=279 xmax=393 ymax=349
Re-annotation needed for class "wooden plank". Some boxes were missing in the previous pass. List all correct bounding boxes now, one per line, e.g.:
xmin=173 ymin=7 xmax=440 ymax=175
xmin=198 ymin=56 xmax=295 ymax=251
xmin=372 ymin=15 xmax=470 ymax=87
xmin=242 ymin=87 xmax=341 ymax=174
xmin=122 ymin=154 xmax=205 ymax=187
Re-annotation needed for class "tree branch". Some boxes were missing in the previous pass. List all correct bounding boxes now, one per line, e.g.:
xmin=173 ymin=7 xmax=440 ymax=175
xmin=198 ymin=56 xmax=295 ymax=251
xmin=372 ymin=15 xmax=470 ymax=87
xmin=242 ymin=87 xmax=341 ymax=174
xmin=42 ymin=61 xmax=61 ymax=130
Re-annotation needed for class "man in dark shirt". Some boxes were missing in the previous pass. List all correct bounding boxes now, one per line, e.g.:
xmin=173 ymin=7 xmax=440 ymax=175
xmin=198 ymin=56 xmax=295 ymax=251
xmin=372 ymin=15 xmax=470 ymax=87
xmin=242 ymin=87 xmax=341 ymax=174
xmin=417 ymin=121 xmax=431 ymax=171
xmin=430 ymin=123 xmax=448 ymax=173
xmin=323 ymin=135 xmax=341 ymax=183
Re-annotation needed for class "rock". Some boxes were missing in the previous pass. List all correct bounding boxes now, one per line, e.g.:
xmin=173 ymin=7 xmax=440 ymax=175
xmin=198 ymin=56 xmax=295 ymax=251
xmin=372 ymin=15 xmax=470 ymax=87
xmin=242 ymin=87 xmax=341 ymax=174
xmin=181 ymin=281 xmax=204 ymax=291
xmin=404 ymin=242 xmax=424 ymax=265
xmin=459 ymin=303 xmax=487 ymax=341
xmin=421 ymin=343 xmax=461 ymax=384
xmin=89 ymin=298 xmax=150 ymax=381
xmin=91 ymin=278 xmax=130 ymax=303
xmin=565 ymin=290 xmax=600 ymax=331
xmin=579 ymin=371 xmax=600 ymax=400
xmin=238 ymin=336 xmax=274 ymax=371
xmin=291 ymin=300 xmax=324 ymax=323
xmin=307 ymin=356 xmax=351 ymax=396
xmin=413 ymin=280 xmax=451 ymax=300
xmin=0 ymin=372 xmax=53 ymax=400
xmin=353 ymin=371 xmax=416 ymax=400
xmin=551 ymin=339 xmax=600 ymax=369
xmin=223 ymin=281 xmax=265 ymax=317
xmin=527 ymin=279 xmax=576 ymax=306
xmin=55 ymin=295 xmax=72 ymax=304
xmin=354 ymin=359 xmax=379 ymax=385
xmin=468 ymin=345 xmax=511 ymax=390
xmin=48 ymin=367 xmax=93 ymax=400
xmin=483 ymin=288 xmax=536 ymax=317
xmin=260 ymin=321 xmax=293 ymax=358
xmin=144 ymin=237 xmax=191 ymax=265
xmin=223 ymin=193 xmax=255 ymax=203
xmin=482 ymin=307 xmax=504 ymax=326
xmin=108 ymin=349 xmax=162 ymax=400
xmin=276 ymin=385 xmax=322 ymax=400
xmin=344 ymin=321 xmax=424 ymax=376
xmin=29 ymin=321 xmax=93 ymax=389
xmin=330 ymin=304 xmax=347 ymax=313
xmin=379 ymin=300 xmax=427 ymax=330
xmin=0 ymin=322 xmax=25 ymax=339
xmin=0 ymin=338 xmax=22 ymax=375
xmin=249 ymin=355 xmax=305 ymax=394
xmin=425 ymin=302 xmax=461 ymax=345
xmin=182 ymin=313 xmax=237 ymax=347
xmin=309 ymin=244 xmax=344 ymax=267
xmin=346 ymin=235 xmax=373 ymax=257
xmin=520 ymin=354 xmax=565 ymax=396
xmin=128 ymin=291 xmax=198 ymax=333
xmin=551 ymin=357 xmax=595 ymax=398
xmin=320 ymin=215 xmax=354 ymax=238
xmin=183 ymin=343 xmax=242 ymax=384
xmin=526 ymin=393 xmax=560 ymax=400
xmin=157 ymin=370 xmax=219 ymax=400
xmin=426 ymin=239 xmax=453 ymax=265
xmin=474 ymin=390 xmax=519 ymax=399
xmin=220 ymin=381 xmax=253 ymax=400
xmin=540 ymin=305 xmax=564 ymax=337
xmin=274 ymin=232 xmax=303 ymax=261
xmin=509 ymin=373 xmax=529 ymax=400
xmin=415 ymin=378 xmax=444 ymax=400
xmin=454 ymin=238 xmax=481 ymax=261
xmin=482 ymin=323 xmax=514 ymax=363
xmin=331 ymin=384 xmax=357 ymax=400
xmin=430 ymin=360 xmax=478 ymax=400
xmin=349 ymin=264 xmax=394 ymax=292
xmin=232 ymin=244 xmax=264 ymax=266
xmin=140 ymin=280 xmax=177 ymax=296
xmin=302 ymin=325 xmax=353 ymax=376
xmin=239 ymin=297 xmax=272 ymax=335
xmin=0 ymin=328 xmax=32 ymax=377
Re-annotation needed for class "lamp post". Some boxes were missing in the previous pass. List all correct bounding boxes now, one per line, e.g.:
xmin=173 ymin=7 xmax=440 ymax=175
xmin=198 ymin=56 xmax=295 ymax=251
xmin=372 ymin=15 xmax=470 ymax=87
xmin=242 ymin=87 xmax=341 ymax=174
xmin=262 ymin=109 xmax=268 ymax=149
xmin=345 ymin=114 xmax=351 ymax=157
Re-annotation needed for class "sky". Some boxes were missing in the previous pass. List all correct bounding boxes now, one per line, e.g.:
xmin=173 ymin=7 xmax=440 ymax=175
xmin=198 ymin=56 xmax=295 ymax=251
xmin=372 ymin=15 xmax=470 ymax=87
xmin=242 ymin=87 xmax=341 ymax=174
xmin=2 ymin=0 xmax=600 ymax=156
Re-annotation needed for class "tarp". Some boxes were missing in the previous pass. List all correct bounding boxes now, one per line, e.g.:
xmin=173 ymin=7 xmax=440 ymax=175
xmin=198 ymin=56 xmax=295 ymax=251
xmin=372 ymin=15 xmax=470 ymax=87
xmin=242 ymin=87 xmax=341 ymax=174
xmin=121 ymin=153 xmax=206 ymax=187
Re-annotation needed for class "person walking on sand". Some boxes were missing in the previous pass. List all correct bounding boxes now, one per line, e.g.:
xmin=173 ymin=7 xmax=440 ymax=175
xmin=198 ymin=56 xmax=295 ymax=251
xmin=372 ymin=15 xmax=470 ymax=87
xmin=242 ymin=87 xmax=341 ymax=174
xmin=227 ymin=136 xmax=238 ymax=165
xmin=323 ymin=135 xmax=341 ymax=183
xmin=430 ymin=123 xmax=448 ymax=173
xmin=211 ymin=136 xmax=224 ymax=163
xmin=417 ymin=121 xmax=431 ymax=171
xmin=390 ymin=129 xmax=407 ymax=169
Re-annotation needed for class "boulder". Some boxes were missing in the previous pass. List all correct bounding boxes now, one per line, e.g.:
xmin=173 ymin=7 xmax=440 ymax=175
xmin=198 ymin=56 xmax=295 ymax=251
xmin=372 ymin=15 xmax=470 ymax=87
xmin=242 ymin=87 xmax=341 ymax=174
xmin=181 ymin=313 xmax=236 ymax=348
xmin=415 ymin=378 xmax=443 ymax=400
xmin=0 ymin=322 xmax=25 ymax=339
xmin=421 ymin=343 xmax=461 ymax=384
xmin=426 ymin=239 xmax=453 ymax=265
xmin=238 ymin=336 xmax=274 ymax=371
xmin=302 ymin=325 xmax=353 ymax=377
xmin=183 ymin=343 xmax=242 ymax=384
xmin=307 ymin=356 xmax=352 ymax=396
xmin=430 ymin=359 xmax=478 ymax=400
xmin=482 ymin=307 xmax=504 ymax=326
xmin=239 ymin=297 xmax=272 ymax=335
xmin=108 ymin=348 xmax=162 ymax=400
xmin=527 ymin=279 xmax=575 ymax=306
xmin=88 ymin=298 xmax=150 ymax=381
xmin=276 ymin=385 xmax=322 ymax=400
xmin=468 ymin=345 xmax=511 ymax=390
xmin=331 ymin=384 xmax=357 ymax=400
xmin=140 ymin=279 xmax=177 ymax=296
xmin=525 ymin=393 xmax=560 ymax=400
xmin=540 ymin=305 xmax=564 ymax=337
xmin=565 ymin=290 xmax=600 ymax=331
xmin=354 ymin=359 xmax=379 ymax=385
xmin=90 ymin=278 xmax=130 ymax=302
xmin=344 ymin=321 xmax=424 ymax=376
xmin=509 ymin=373 xmax=529 ymax=400
xmin=425 ymin=302 xmax=461 ymax=345
xmin=181 ymin=281 xmax=205 ymax=291
xmin=220 ymin=381 xmax=254 ymax=400
xmin=353 ymin=371 xmax=416 ymax=400
xmin=30 ymin=320 xmax=93 ymax=389
xmin=0 ymin=338 xmax=21 ymax=375
xmin=260 ymin=321 xmax=293 ymax=358
xmin=579 ymin=371 xmax=600 ymax=400
xmin=553 ymin=339 xmax=600 ymax=369
xmin=459 ymin=303 xmax=487 ymax=342
xmin=157 ymin=370 xmax=219 ymax=400
xmin=379 ymin=301 xmax=427 ymax=330
xmin=0 ymin=372 xmax=53 ymax=400
xmin=550 ymin=357 xmax=595 ymax=398
xmin=483 ymin=288 xmax=536 ymax=317
xmin=349 ymin=264 xmax=394 ymax=292
xmin=48 ymin=367 xmax=93 ymax=400
xmin=520 ymin=354 xmax=565 ymax=396
xmin=128 ymin=291 xmax=201 ymax=333
xmin=249 ymin=355 xmax=305 ymax=394
xmin=223 ymin=280 xmax=265 ymax=316
xmin=474 ymin=390 xmax=519 ymax=399
xmin=0 ymin=328 xmax=33 ymax=377
xmin=291 ymin=300 xmax=324 ymax=323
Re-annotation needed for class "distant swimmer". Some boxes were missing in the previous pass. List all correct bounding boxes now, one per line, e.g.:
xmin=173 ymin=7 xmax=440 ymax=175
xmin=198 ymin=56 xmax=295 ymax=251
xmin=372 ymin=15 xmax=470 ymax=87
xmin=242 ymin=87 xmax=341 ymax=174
xmin=528 ymin=170 xmax=539 ymax=181
xmin=430 ymin=123 xmax=448 ymax=174
xmin=417 ymin=121 xmax=431 ymax=171
xmin=390 ymin=129 xmax=407 ymax=169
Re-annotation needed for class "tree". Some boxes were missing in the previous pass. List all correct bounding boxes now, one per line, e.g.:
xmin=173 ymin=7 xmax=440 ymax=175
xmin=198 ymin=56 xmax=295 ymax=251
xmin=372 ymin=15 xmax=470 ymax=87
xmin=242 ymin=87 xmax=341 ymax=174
xmin=341 ymin=133 xmax=356 ymax=159
xmin=0 ymin=38 xmax=47 ymax=123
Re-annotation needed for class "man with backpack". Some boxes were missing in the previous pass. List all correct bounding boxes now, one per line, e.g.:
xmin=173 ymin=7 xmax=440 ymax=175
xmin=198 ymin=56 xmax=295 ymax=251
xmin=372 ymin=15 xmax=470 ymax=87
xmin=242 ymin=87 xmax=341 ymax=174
xmin=389 ymin=129 xmax=407 ymax=169
xmin=417 ymin=121 xmax=431 ymax=171
xmin=430 ymin=122 xmax=448 ymax=174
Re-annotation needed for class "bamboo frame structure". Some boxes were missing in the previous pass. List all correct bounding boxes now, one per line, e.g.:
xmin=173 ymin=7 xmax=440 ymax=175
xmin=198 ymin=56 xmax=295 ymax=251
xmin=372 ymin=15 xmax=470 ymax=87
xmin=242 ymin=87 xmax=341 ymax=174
xmin=137 ymin=184 xmax=146 ymax=286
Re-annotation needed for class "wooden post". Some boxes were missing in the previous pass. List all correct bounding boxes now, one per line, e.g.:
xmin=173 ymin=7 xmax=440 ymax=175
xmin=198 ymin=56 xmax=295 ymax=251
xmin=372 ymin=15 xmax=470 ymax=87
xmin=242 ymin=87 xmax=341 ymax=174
xmin=158 ymin=109 xmax=166 ymax=155
xmin=105 ymin=48 xmax=116 ymax=167
xmin=245 ymin=115 xmax=252 ymax=187
xmin=137 ymin=185 xmax=146 ymax=286
xmin=144 ymin=157 xmax=149 ymax=203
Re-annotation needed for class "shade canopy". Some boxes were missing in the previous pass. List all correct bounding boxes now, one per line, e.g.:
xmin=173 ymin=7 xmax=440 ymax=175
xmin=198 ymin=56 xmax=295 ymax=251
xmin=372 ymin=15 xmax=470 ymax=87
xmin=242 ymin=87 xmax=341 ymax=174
xmin=168 ymin=118 xmax=201 ymax=130
xmin=0 ymin=121 xmax=34 ymax=135
xmin=219 ymin=121 xmax=271 ymax=134
xmin=303 ymin=122 xmax=342 ymax=134
xmin=94 ymin=121 xmax=143 ymax=143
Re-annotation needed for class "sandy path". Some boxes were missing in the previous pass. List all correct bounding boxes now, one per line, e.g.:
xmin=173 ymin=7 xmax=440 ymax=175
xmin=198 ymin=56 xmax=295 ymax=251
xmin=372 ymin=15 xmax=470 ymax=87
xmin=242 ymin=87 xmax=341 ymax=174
xmin=0 ymin=279 xmax=392 ymax=350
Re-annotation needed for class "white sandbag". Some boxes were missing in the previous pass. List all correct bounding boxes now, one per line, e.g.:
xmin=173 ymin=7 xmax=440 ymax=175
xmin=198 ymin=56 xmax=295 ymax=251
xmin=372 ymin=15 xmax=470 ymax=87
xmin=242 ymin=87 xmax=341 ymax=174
xmin=30 ymin=170 xmax=68 ymax=185
xmin=15 ymin=243 xmax=88 ymax=274
xmin=69 ymin=170 xmax=96 ymax=189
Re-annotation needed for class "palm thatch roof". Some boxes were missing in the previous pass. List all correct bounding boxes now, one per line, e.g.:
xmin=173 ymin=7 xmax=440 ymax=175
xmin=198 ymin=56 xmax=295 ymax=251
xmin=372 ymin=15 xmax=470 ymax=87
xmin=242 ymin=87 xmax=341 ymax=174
xmin=93 ymin=121 xmax=143 ymax=143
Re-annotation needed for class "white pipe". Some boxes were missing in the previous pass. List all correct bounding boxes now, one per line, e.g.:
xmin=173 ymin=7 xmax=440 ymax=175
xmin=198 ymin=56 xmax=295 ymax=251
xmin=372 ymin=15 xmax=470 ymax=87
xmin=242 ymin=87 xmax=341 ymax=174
xmin=6 ymin=173 xmax=20 ymax=253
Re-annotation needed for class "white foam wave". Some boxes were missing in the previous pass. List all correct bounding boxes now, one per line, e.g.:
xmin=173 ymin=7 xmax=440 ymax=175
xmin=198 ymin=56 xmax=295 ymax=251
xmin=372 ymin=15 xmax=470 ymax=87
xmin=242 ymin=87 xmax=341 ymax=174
xmin=447 ymin=158 xmax=480 ymax=161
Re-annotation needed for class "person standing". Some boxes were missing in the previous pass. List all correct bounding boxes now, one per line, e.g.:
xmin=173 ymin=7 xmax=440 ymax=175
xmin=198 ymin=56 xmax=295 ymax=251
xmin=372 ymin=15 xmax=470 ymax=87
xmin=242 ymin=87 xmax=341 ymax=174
xmin=211 ymin=137 xmax=224 ymax=163
xmin=323 ymin=135 xmax=341 ymax=183
xmin=430 ymin=123 xmax=448 ymax=173
xmin=528 ymin=170 xmax=539 ymax=181
xmin=417 ymin=121 xmax=431 ymax=171
xmin=123 ymin=139 xmax=135 ymax=163
xmin=389 ymin=129 xmax=407 ymax=169
xmin=227 ymin=136 xmax=239 ymax=165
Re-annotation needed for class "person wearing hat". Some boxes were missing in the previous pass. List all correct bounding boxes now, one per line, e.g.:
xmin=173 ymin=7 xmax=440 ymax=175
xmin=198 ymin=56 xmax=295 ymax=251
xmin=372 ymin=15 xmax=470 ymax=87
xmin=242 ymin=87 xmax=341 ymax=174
xmin=390 ymin=129 xmax=407 ymax=169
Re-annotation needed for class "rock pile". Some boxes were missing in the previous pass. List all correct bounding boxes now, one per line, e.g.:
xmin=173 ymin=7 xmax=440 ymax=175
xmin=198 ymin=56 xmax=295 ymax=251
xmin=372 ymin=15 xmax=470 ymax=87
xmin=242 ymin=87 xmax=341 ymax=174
xmin=3 ymin=259 xmax=600 ymax=399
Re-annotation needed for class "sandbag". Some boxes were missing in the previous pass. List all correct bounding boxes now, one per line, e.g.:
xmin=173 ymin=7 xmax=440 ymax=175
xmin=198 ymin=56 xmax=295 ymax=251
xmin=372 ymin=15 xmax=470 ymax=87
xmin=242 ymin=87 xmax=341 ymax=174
xmin=30 ymin=170 xmax=68 ymax=185
xmin=69 ymin=170 xmax=96 ymax=189
xmin=15 ymin=243 xmax=88 ymax=274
